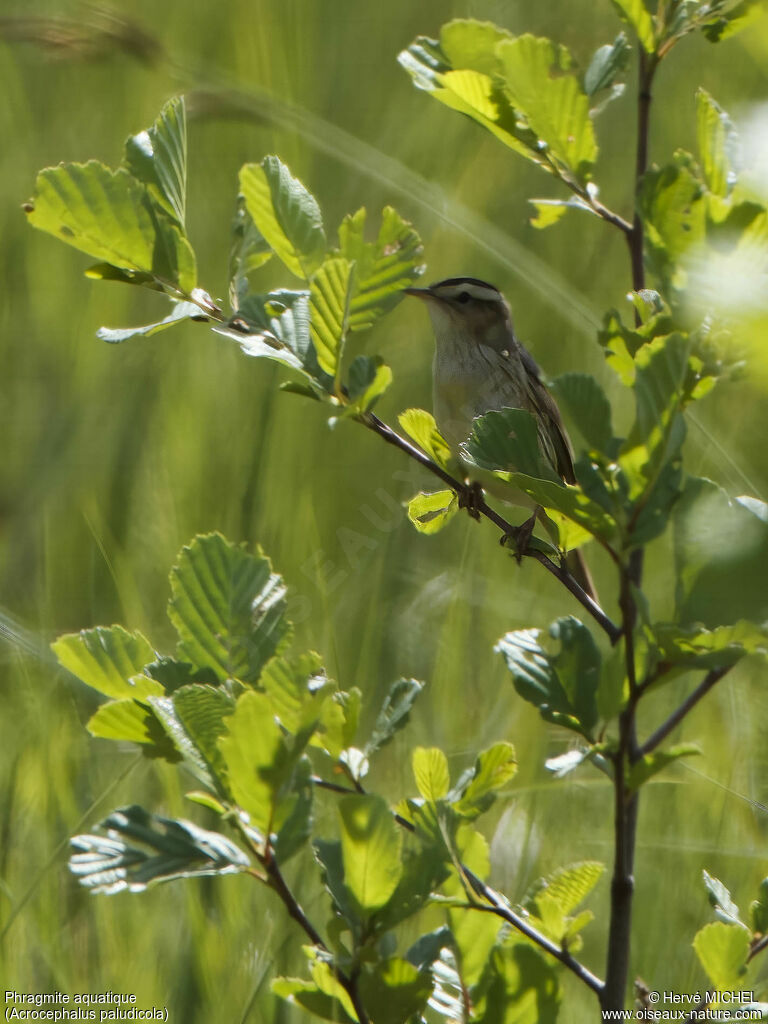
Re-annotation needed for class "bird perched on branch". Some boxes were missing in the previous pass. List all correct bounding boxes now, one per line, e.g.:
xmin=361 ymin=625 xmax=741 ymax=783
xmin=404 ymin=276 xmax=596 ymax=601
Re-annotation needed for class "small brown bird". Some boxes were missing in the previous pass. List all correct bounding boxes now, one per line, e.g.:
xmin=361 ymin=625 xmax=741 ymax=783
xmin=405 ymin=276 xmax=597 ymax=600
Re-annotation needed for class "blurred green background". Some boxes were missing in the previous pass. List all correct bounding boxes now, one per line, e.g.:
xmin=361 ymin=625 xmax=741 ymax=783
xmin=2 ymin=1 xmax=768 ymax=1020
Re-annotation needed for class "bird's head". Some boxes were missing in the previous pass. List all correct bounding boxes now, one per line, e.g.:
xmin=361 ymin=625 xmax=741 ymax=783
xmin=404 ymin=277 xmax=514 ymax=352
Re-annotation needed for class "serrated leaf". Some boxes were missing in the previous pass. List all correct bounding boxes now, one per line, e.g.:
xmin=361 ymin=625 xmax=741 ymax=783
xmin=530 ymin=861 xmax=605 ymax=917
xmin=168 ymin=533 xmax=290 ymax=685
xmin=259 ymin=650 xmax=328 ymax=734
xmin=149 ymin=684 xmax=235 ymax=788
xmin=496 ymin=619 xmax=600 ymax=738
xmin=693 ymin=921 xmax=750 ymax=991
xmin=453 ymin=742 xmax=517 ymax=818
xmin=462 ymin=407 xmax=561 ymax=481
xmin=398 ymin=408 xmax=453 ymax=470
xmin=641 ymin=153 xmax=707 ymax=290
xmin=674 ymin=477 xmax=768 ymax=627
xmin=701 ymin=0 xmax=766 ymax=42
xmin=497 ymin=34 xmax=598 ymax=180
xmin=703 ymin=870 xmax=744 ymax=927
xmin=550 ymin=372 xmax=614 ymax=453
xmin=228 ymin=197 xmax=272 ymax=308
xmin=357 ymin=958 xmax=432 ymax=1024
xmin=407 ymin=490 xmax=458 ymax=534
xmin=413 ymin=747 xmax=450 ymax=801
xmin=584 ymin=33 xmax=631 ymax=95
xmin=218 ymin=690 xmax=309 ymax=834
xmin=52 ymin=625 xmax=160 ymax=701
xmin=345 ymin=355 xmax=392 ymax=413
xmin=337 ymin=206 xmax=425 ymax=331
xmin=97 ymin=299 xmax=200 ymax=343
xmin=609 ymin=0 xmax=656 ymax=51
xmin=475 ymin=942 xmax=561 ymax=1023
xmin=365 ymin=678 xmax=424 ymax=756
xmin=25 ymin=161 xmax=196 ymax=293
xmin=651 ymin=620 xmax=768 ymax=670
xmin=627 ymin=744 xmax=701 ymax=791
xmin=309 ymin=257 xmax=354 ymax=379
xmin=69 ymin=805 xmax=249 ymax=894
xmin=86 ymin=699 xmax=180 ymax=762
xmin=123 ymin=95 xmax=187 ymax=229
xmin=239 ymin=157 xmax=325 ymax=279
xmin=271 ymin=976 xmax=356 ymax=1024
xmin=338 ymin=794 xmax=402 ymax=913
xmin=697 ymin=89 xmax=738 ymax=199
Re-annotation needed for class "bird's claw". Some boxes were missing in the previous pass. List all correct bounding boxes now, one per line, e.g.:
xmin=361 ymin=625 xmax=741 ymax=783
xmin=458 ymin=480 xmax=484 ymax=521
xmin=501 ymin=513 xmax=537 ymax=563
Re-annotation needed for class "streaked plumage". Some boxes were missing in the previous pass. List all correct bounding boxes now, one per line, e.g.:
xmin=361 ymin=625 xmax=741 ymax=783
xmin=405 ymin=276 xmax=597 ymax=599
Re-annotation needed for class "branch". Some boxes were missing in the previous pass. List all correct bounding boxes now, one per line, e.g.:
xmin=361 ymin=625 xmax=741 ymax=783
xmin=462 ymin=870 xmax=605 ymax=995
xmin=637 ymin=667 xmax=730 ymax=758
xmin=262 ymin=849 xmax=371 ymax=1024
xmin=361 ymin=411 xmax=622 ymax=645
xmin=316 ymin=774 xmax=606 ymax=996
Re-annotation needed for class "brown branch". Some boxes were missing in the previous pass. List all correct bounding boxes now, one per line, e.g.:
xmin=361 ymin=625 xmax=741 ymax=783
xmin=361 ymin=411 xmax=622 ymax=645
xmin=637 ymin=667 xmax=730 ymax=758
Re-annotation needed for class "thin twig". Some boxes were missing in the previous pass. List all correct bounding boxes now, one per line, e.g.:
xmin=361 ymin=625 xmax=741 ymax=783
xmin=637 ymin=667 xmax=730 ymax=758
xmin=361 ymin=411 xmax=622 ymax=645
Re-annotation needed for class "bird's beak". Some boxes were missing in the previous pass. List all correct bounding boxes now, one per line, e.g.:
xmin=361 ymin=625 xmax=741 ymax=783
xmin=403 ymin=286 xmax=435 ymax=301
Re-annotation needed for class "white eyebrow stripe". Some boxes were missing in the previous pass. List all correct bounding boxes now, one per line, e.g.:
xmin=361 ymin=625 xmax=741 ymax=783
xmin=431 ymin=281 xmax=501 ymax=302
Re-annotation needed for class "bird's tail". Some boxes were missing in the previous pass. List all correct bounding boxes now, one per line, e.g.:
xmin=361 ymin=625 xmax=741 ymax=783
xmin=565 ymin=548 xmax=599 ymax=605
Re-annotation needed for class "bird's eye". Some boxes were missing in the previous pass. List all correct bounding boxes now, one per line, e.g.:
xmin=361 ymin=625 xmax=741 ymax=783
xmin=457 ymin=291 xmax=471 ymax=304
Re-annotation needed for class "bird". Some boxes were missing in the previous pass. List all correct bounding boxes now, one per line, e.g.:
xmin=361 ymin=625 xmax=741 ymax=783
xmin=404 ymin=276 xmax=597 ymax=601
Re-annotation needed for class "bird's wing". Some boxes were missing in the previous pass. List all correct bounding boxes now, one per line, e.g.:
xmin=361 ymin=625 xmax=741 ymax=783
xmin=523 ymin=368 xmax=577 ymax=484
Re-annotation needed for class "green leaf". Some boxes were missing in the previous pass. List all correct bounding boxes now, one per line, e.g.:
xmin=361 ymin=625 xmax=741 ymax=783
xmin=25 ymin=161 xmax=196 ymax=293
xmin=272 ymin=976 xmax=356 ymax=1024
xmin=584 ymin=33 xmax=631 ymax=95
xmin=703 ymin=871 xmax=744 ymax=927
xmin=345 ymin=355 xmax=392 ymax=413
xmin=452 ymin=742 xmax=517 ymax=818
xmin=696 ymin=89 xmax=737 ymax=199
xmin=673 ymin=477 xmax=768 ymax=627
xmin=259 ymin=650 xmax=328 ymax=734
xmin=627 ymin=744 xmax=701 ymax=791
xmin=239 ymin=156 xmax=326 ymax=279
xmin=365 ymin=678 xmax=424 ymax=756
xmin=651 ymin=620 xmax=768 ymax=670
xmin=398 ymin=26 xmax=546 ymax=169
xmin=149 ymin=684 xmax=235 ymax=788
xmin=413 ymin=747 xmax=450 ymax=801
xmin=336 ymin=206 xmax=425 ymax=331
xmin=86 ymin=699 xmax=180 ymax=763
xmin=527 ymin=861 xmax=605 ymax=918
xmin=529 ymin=200 xmax=572 ymax=229
xmin=52 ymin=625 xmax=160 ymax=701
xmin=228 ymin=197 xmax=272 ymax=308
xmin=97 ymin=299 xmax=201 ymax=344
xmin=640 ymin=152 xmax=707 ymax=291
xmin=273 ymin=756 xmax=313 ymax=863
xmin=219 ymin=690 xmax=310 ymax=835
xmin=550 ymin=373 xmax=614 ymax=453
xmin=475 ymin=942 xmax=561 ymax=1023
xmin=338 ymin=794 xmax=402 ymax=913
xmin=693 ymin=922 xmax=750 ymax=991
xmin=462 ymin=407 xmax=561 ymax=481
xmin=609 ymin=0 xmax=656 ymax=51
xmin=357 ymin=958 xmax=432 ymax=1024
xmin=217 ymin=289 xmax=332 ymax=392
xmin=398 ymin=408 xmax=453 ymax=470
xmin=123 ymin=95 xmax=187 ymax=229
xmin=701 ymin=0 xmax=766 ymax=42
xmin=407 ymin=490 xmax=458 ymax=534
xmin=496 ymin=618 xmax=600 ymax=738
xmin=168 ymin=533 xmax=291 ymax=685
xmin=496 ymin=34 xmax=598 ymax=180
xmin=309 ymin=257 xmax=354 ymax=379
xmin=69 ymin=805 xmax=249 ymax=894
xmin=749 ymin=878 xmax=768 ymax=934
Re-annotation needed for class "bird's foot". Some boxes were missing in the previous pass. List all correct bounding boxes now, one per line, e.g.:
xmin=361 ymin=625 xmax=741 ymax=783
xmin=501 ymin=512 xmax=537 ymax=563
xmin=458 ymin=480 xmax=484 ymax=521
